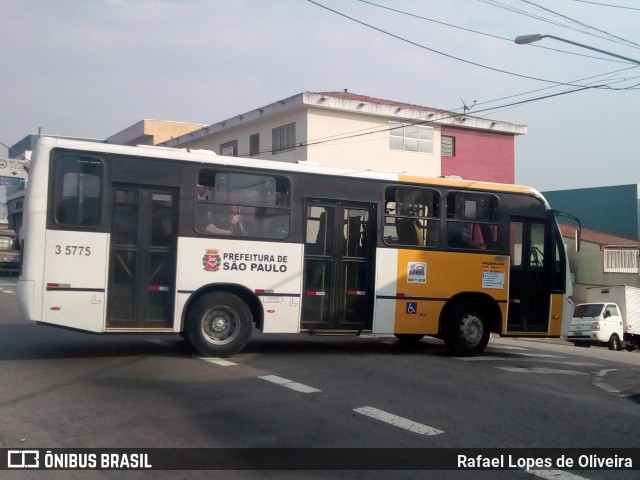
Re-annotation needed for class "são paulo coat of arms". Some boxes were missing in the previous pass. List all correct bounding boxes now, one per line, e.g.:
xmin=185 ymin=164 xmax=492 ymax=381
xmin=203 ymin=249 xmax=221 ymax=272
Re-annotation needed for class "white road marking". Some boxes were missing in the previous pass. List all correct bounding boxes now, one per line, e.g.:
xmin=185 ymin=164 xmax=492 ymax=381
xmin=353 ymin=406 xmax=444 ymax=436
xmin=489 ymin=345 xmax=528 ymax=350
xmin=200 ymin=357 xmax=238 ymax=367
xmin=455 ymin=355 xmax=541 ymax=361
xmin=456 ymin=357 xmax=601 ymax=367
xmin=592 ymin=370 xmax=622 ymax=394
xmin=453 ymin=355 xmax=600 ymax=367
xmin=497 ymin=367 xmax=589 ymax=375
xmin=593 ymin=381 xmax=621 ymax=394
xmin=554 ymin=362 xmax=602 ymax=367
xmin=527 ymin=469 xmax=589 ymax=480
xmin=258 ymin=375 xmax=321 ymax=393
xmin=512 ymin=353 xmax=565 ymax=358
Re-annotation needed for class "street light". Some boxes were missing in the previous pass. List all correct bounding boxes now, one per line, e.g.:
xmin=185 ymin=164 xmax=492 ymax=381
xmin=514 ymin=34 xmax=640 ymax=65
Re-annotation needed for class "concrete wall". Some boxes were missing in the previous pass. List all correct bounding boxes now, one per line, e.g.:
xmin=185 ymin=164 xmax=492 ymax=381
xmin=306 ymin=107 xmax=441 ymax=176
xmin=163 ymin=92 xmax=523 ymax=182
xmin=172 ymin=107 xmax=442 ymax=176
xmin=176 ymin=109 xmax=309 ymax=163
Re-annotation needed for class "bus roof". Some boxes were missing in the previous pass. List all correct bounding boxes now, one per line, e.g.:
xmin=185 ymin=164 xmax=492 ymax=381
xmin=35 ymin=136 xmax=544 ymax=200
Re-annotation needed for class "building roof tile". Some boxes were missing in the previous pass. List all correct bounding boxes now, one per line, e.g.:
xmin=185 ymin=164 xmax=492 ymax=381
xmin=560 ymin=223 xmax=640 ymax=247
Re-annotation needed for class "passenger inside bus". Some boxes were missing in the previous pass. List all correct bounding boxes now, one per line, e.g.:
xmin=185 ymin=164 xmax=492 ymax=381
xmin=447 ymin=223 xmax=480 ymax=249
xmin=395 ymin=217 xmax=424 ymax=246
xmin=204 ymin=206 xmax=249 ymax=236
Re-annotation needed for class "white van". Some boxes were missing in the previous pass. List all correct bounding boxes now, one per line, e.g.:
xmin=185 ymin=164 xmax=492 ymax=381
xmin=566 ymin=286 xmax=640 ymax=351
xmin=567 ymin=302 xmax=624 ymax=350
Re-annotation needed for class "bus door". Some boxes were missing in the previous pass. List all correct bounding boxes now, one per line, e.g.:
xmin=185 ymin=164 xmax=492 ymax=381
xmin=107 ymin=185 xmax=178 ymax=329
xmin=507 ymin=219 xmax=551 ymax=333
xmin=301 ymin=200 xmax=375 ymax=331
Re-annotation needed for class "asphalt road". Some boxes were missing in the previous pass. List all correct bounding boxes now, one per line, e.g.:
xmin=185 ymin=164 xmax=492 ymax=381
xmin=0 ymin=277 xmax=638 ymax=480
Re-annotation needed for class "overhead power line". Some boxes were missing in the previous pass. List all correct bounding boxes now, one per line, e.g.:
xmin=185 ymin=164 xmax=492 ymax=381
xmin=477 ymin=0 xmax=640 ymax=49
xmin=306 ymin=0 xmax=623 ymax=88
xmin=517 ymin=0 xmax=640 ymax=48
xmin=236 ymin=84 xmax=612 ymax=159
xmin=292 ymin=67 xmax=640 ymax=150
xmin=568 ymin=0 xmax=640 ymax=12
xmin=357 ymin=0 xmax=630 ymax=63
xmin=448 ymin=65 xmax=640 ymax=112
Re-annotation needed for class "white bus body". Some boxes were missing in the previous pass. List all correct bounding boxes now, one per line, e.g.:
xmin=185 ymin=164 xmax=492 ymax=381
xmin=17 ymin=137 xmax=571 ymax=357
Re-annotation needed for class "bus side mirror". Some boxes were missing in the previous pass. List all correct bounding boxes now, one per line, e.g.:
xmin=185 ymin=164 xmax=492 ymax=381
xmin=575 ymin=229 xmax=581 ymax=252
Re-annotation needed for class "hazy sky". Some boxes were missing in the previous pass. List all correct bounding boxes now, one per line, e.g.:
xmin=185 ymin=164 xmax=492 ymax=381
xmin=1 ymin=0 xmax=639 ymax=192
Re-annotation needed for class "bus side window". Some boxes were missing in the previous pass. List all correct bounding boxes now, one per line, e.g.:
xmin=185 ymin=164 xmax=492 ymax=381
xmin=52 ymin=155 xmax=103 ymax=228
xmin=446 ymin=192 xmax=498 ymax=250
xmin=310 ymin=211 xmax=329 ymax=254
xmin=384 ymin=186 xmax=439 ymax=247
xmin=195 ymin=170 xmax=290 ymax=240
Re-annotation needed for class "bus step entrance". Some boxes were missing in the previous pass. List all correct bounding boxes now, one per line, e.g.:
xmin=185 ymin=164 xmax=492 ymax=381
xmin=304 ymin=329 xmax=362 ymax=336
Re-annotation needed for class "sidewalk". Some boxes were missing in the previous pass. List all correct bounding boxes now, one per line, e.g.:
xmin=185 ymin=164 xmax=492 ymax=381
xmin=490 ymin=334 xmax=640 ymax=401
xmin=490 ymin=333 xmax=571 ymax=346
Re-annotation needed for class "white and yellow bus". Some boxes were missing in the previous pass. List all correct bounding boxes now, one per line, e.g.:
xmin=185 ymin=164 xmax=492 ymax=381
xmin=17 ymin=137 xmax=572 ymax=357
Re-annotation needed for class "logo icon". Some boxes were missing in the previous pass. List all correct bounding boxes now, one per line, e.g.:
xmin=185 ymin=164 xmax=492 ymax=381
xmin=407 ymin=262 xmax=427 ymax=283
xmin=8 ymin=450 xmax=39 ymax=468
xmin=203 ymin=249 xmax=221 ymax=272
xmin=406 ymin=302 xmax=417 ymax=314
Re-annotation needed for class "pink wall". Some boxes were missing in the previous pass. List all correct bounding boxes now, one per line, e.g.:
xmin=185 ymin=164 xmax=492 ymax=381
xmin=440 ymin=126 xmax=515 ymax=184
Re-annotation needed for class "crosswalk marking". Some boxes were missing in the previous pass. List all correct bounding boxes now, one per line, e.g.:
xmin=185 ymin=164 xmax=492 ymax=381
xmin=200 ymin=357 xmax=238 ymax=367
xmin=259 ymin=375 xmax=321 ymax=393
xmin=354 ymin=406 xmax=443 ymax=436
xmin=528 ymin=469 xmax=589 ymax=480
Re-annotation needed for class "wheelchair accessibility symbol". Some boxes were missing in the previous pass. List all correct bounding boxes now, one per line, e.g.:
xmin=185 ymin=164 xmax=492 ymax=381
xmin=406 ymin=302 xmax=417 ymax=314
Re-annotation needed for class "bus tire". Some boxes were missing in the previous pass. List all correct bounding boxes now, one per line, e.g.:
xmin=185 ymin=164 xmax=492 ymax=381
xmin=186 ymin=292 xmax=253 ymax=358
xmin=608 ymin=334 xmax=621 ymax=351
xmin=444 ymin=302 xmax=489 ymax=356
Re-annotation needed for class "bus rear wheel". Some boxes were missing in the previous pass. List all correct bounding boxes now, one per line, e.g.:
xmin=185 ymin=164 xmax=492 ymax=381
xmin=444 ymin=302 xmax=490 ymax=356
xmin=186 ymin=292 xmax=253 ymax=358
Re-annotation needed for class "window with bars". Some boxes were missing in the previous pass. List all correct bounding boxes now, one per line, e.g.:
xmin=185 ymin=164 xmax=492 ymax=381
xmin=603 ymin=248 xmax=639 ymax=273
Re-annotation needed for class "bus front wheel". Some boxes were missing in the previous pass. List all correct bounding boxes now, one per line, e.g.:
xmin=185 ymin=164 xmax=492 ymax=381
xmin=444 ymin=302 xmax=490 ymax=356
xmin=186 ymin=292 xmax=253 ymax=358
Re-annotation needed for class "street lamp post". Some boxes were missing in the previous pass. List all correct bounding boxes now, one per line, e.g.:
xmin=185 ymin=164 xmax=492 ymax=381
xmin=514 ymin=34 xmax=640 ymax=65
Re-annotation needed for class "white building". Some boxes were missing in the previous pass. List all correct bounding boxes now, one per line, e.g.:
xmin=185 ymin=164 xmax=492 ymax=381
xmin=161 ymin=91 xmax=527 ymax=182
